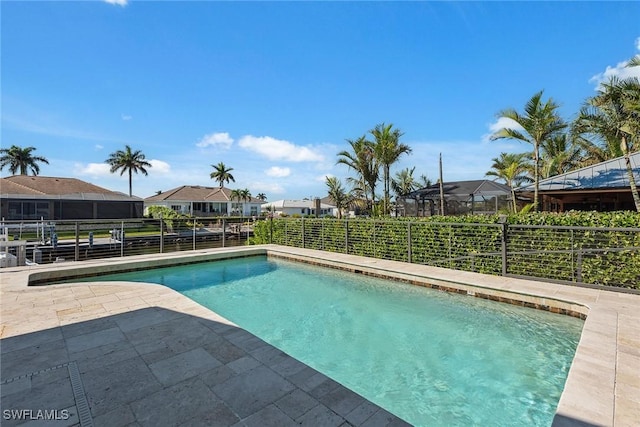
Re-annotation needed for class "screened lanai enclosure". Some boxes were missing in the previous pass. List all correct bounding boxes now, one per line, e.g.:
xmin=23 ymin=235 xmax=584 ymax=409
xmin=396 ymin=180 xmax=512 ymax=216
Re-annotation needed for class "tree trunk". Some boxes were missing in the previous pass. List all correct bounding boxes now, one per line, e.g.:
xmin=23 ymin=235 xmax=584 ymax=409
xmin=533 ymin=143 xmax=540 ymax=212
xmin=128 ymin=169 xmax=133 ymax=197
xmin=621 ymin=136 xmax=640 ymax=212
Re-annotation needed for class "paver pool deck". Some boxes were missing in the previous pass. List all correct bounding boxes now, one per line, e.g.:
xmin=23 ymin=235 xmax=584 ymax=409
xmin=1 ymin=245 xmax=638 ymax=426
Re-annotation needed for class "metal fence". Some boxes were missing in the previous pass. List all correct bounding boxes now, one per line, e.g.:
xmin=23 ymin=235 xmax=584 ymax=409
xmin=0 ymin=217 xmax=259 ymax=267
xmin=265 ymin=218 xmax=640 ymax=290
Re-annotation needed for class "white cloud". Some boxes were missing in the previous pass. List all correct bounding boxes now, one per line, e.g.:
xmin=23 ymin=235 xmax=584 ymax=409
xmin=315 ymin=173 xmax=334 ymax=183
xmin=196 ymin=132 xmax=234 ymax=149
xmin=265 ymin=166 xmax=291 ymax=177
xmin=75 ymin=162 xmax=111 ymax=177
xmin=149 ymin=159 xmax=171 ymax=174
xmin=238 ymin=135 xmax=325 ymax=162
xmin=250 ymin=182 xmax=286 ymax=195
xmin=482 ymin=117 xmax=525 ymax=143
xmin=104 ymin=0 xmax=128 ymax=6
xmin=589 ymin=38 xmax=640 ymax=87
xmin=121 ymin=114 xmax=132 ymax=121
xmin=95 ymin=144 xmax=104 ymax=150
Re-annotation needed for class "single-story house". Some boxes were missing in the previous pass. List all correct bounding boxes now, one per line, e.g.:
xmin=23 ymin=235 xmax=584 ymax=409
xmin=0 ymin=175 xmax=143 ymax=220
xmin=399 ymin=180 xmax=512 ymax=216
xmin=144 ymin=185 xmax=262 ymax=217
xmin=261 ymin=199 xmax=337 ymax=217
xmin=516 ymin=152 xmax=640 ymax=212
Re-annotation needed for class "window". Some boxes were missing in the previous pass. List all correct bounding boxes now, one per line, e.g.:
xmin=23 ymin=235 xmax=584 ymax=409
xmin=171 ymin=205 xmax=182 ymax=212
xmin=250 ymin=206 xmax=258 ymax=216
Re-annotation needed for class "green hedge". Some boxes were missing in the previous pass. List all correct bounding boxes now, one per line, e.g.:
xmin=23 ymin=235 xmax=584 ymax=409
xmin=250 ymin=212 xmax=640 ymax=289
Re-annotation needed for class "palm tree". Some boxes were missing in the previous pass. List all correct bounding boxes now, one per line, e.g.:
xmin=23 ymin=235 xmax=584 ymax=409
xmin=0 ymin=145 xmax=49 ymax=175
xmin=105 ymin=145 xmax=152 ymax=197
xmin=391 ymin=167 xmax=418 ymax=198
xmin=337 ymin=136 xmax=378 ymax=212
xmin=417 ymin=174 xmax=432 ymax=189
xmin=370 ymin=123 xmax=412 ymax=215
xmin=229 ymin=189 xmax=242 ymax=216
xmin=325 ymin=176 xmax=349 ymax=219
xmin=210 ymin=162 xmax=235 ymax=187
xmin=490 ymin=91 xmax=567 ymax=211
xmin=486 ymin=152 xmax=531 ymax=212
xmin=540 ymin=134 xmax=582 ymax=178
xmin=256 ymin=193 xmax=267 ymax=202
xmin=574 ymin=76 xmax=640 ymax=211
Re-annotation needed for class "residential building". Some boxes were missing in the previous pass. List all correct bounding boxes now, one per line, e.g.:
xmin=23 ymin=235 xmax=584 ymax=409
xmin=517 ymin=152 xmax=640 ymax=212
xmin=399 ymin=180 xmax=512 ymax=216
xmin=0 ymin=175 xmax=143 ymax=220
xmin=261 ymin=199 xmax=337 ymax=217
xmin=144 ymin=185 xmax=262 ymax=217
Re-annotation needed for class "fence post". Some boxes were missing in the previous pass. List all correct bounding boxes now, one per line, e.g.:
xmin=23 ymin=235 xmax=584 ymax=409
xmin=321 ymin=219 xmax=324 ymax=251
xmin=74 ymin=222 xmax=80 ymax=261
xmin=302 ymin=218 xmax=306 ymax=249
xmin=120 ymin=221 xmax=125 ymax=257
xmin=222 ymin=219 xmax=226 ymax=248
xmin=570 ymin=229 xmax=575 ymax=282
xmin=193 ymin=217 xmax=197 ymax=251
xmin=501 ymin=221 xmax=508 ymax=276
xmin=160 ymin=216 xmax=164 ymax=254
xmin=345 ymin=219 xmax=349 ymax=254
xmin=269 ymin=217 xmax=273 ymax=244
xmin=407 ymin=222 xmax=412 ymax=264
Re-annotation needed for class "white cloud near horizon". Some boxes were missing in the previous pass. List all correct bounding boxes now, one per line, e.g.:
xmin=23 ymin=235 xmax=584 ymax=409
xmin=265 ymin=166 xmax=291 ymax=178
xmin=149 ymin=159 xmax=171 ymax=174
xmin=238 ymin=135 xmax=325 ymax=162
xmin=121 ymin=114 xmax=132 ymax=121
xmin=104 ymin=0 xmax=128 ymax=6
xmin=196 ymin=132 xmax=234 ymax=149
xmin=589 ymin=37 xmax=640 ymax=87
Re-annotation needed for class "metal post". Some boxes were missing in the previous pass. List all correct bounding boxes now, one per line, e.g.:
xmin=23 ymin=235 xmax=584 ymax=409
xmin=345 ymin=220 xmax=349 ymax=254
xmin=501 ymin=222 xmax=508 ymax=276
xmin=160 ymin=216 xmax=164 ymax=253
xmin=302 ymin=218 xmax=305 ymax=249
xmin=576 ymin=251 xmax=583 ymax=284
xmin=193 ymin=217 xmax=196 ymax=251
xmin=269 ymin=217 xmax=273 ymax=244
xmin=222 ymin=219 xmax=226 ymax=248
xmin=120 ymin=221 xmax=124 ymax=257
xmin=407 ymin=222 xmax=412 ymax=263
xmin=74 ymin=222 xmax=80 ymax=261
xmin=570 ymin=229 xmax=575 ymax=282
xmin=321 ymin=220 xmax=324 ymax=251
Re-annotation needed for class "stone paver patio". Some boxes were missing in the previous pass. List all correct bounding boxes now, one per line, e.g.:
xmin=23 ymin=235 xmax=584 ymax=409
xmin=1 ymin=245 xmax=639 ymax=426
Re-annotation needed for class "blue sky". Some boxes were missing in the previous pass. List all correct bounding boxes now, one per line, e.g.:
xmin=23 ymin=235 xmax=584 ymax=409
xmin=2 ymin=1 xmax=639 ymax=200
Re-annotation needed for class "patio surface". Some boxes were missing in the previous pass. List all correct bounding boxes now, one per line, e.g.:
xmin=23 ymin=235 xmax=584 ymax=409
xmin=1 ymin=245 xmax=639 ymax=426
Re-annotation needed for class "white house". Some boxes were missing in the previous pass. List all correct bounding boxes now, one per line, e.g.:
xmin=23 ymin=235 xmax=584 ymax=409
xmin=144 ymin=186 xmax=262 ymax=217
xmin=261 ymin=199 xmax=337 ymax=217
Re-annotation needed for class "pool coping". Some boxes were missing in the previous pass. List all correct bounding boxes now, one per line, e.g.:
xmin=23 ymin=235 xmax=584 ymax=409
xmin=1 ymin=244 xmax=639 ymax=426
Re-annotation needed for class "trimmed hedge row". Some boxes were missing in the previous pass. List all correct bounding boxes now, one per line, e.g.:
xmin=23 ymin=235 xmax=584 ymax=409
xmin=251 ymin=212 xmax=640 ymax=289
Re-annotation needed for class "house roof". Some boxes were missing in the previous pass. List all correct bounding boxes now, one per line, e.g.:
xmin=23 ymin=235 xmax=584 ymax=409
xmin=404 ymin=180 xmax=511 ymax=201
xmin=145 ymin=185 xmax=262 ymax=203
xmin=519 ymin=152 xmax=640 ymax=192
xmin=261 ymin=199 xmax=336 ymax=209
xmin=0 ymin=175 xmax=140 ymax=201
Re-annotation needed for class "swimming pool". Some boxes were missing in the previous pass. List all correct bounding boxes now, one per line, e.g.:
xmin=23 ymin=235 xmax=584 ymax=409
xmin=82 ymin=255 xmax=583 ymax=426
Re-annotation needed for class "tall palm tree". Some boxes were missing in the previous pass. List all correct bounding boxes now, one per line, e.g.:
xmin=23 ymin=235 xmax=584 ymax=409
xmin=490 ymin=91 xmax=567 ymax=211
xmin=210 ymin=162 xmax=235 ymax=187
xmin=256 ymin=193 xmax=267 ymax=202
xmin=485 ymin=152 xmax=531 ymax=212
xmin=105 ymin=145 xmax=151 ymax=197
xmin=337 ymin=136 xmax=378 ymax=212
xmin=0 ymin=145 xmax=49 ymax=176
xmin=574 ymin=76 xmax=640 ymax=211
xmin=325 ymin=176 xmax=349 ymax=219
xmin=370 ymin=123 xmax=412 ymax=215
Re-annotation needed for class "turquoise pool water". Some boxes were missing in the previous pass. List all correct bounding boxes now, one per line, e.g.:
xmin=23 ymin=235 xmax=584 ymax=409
xmin=88 ymin=256 xmax=583 ymax=426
